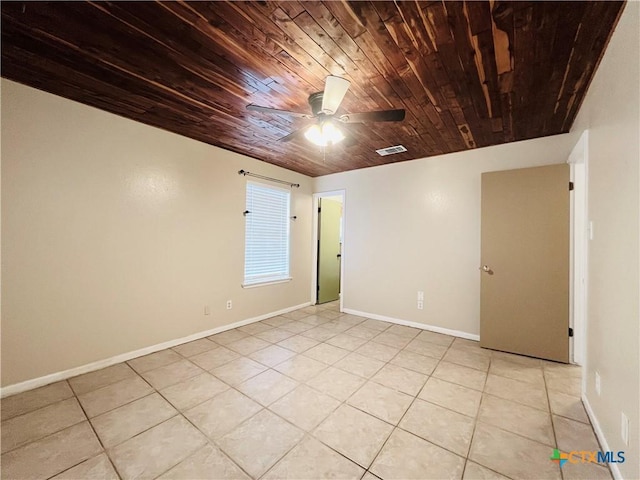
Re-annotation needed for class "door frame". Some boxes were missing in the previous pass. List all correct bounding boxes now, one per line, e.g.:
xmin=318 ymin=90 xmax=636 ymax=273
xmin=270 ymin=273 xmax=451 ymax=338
xmin=567 ymin=130 xmax=590 ymax=367
xmin=311 ymin=190 xmax=346 ymax=310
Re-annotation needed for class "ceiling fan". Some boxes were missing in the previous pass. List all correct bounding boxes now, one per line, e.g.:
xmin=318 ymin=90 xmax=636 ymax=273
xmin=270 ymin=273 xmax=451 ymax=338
xmin=246 ymin=76 xmax=405 ymax=147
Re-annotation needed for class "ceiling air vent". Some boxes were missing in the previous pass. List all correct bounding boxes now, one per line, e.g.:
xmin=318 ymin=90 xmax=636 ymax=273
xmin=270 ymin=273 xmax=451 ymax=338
xmin=376 ymin=145 xmax=407 ymax=156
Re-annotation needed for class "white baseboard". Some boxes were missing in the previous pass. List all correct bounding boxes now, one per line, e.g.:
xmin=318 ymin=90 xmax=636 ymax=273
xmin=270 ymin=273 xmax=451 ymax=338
xmin=1 ymin=302 xmax=310 ymax=398
xmin=342 ymin=308 xmax=480 ymax=341
xmin=582 ymin=394 xmax=623 ymax=480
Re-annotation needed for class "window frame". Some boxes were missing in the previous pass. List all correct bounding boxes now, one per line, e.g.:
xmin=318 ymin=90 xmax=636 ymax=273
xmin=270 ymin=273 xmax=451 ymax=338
xmin=242 ymin=180 xmax=292 ymax=288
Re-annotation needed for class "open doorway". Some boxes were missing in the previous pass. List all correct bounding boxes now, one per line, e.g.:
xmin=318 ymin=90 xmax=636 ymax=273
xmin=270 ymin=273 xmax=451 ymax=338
xmin=312 ymin=191 xmax=345 ymax=308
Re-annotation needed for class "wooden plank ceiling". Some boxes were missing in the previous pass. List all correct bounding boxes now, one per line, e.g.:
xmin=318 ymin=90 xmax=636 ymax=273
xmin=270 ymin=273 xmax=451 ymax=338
xmin=1 ymin=1 xmax=624 ymax=177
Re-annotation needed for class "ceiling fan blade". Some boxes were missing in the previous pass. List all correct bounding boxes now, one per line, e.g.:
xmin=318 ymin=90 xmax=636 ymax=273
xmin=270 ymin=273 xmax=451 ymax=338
xmin=336 ymin=123 xmax=359 ymax=148
xmin=339 ymin=109 xmax=406 ymax=123
xmin=341 ymin=131 xmax=358 ymax=148
xmin=278 ymin=127 xmax=308 ymax=142
xmin=321 ymin=76 xmax=351 ymax=114
xmin=246 ymin=104 xmax=311 ymax=118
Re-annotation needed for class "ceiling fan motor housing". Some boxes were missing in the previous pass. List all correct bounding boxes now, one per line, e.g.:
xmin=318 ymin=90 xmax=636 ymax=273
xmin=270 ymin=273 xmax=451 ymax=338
xmin=308 ymin=92 xmax=326 ymax=116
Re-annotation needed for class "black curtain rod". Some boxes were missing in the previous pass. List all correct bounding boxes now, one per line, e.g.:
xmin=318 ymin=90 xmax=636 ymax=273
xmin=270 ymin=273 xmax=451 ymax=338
xmin=238 ymin=170 xmax=300 ymax=188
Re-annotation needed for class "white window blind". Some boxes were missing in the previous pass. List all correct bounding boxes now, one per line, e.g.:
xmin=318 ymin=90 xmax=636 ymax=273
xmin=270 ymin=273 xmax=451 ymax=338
xmin=243 ymin=182 xmax=291 ymax=286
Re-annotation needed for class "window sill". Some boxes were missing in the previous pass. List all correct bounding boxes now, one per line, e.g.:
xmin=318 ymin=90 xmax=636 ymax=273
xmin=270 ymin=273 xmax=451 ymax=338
xmin=242 ymin=277 xmax=292 ymax=289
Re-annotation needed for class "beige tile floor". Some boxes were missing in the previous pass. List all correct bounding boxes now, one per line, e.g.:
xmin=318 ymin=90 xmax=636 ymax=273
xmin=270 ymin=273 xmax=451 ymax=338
xmin=1 ymin=302 xmax=610 ymax=480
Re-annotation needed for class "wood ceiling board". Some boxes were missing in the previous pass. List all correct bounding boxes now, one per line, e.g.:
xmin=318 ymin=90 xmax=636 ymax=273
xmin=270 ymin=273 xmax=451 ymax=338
xmin=0 ymin=1 xmax=625 ymax=177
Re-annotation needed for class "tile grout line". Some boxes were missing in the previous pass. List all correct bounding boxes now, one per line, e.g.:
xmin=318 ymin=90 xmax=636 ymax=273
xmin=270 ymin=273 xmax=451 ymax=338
xmin=260 ymin=310 xmax=399 ymax=475
xmin=249 ymin=317 xmax=484 ymax=473
xmin=205 ymin=305 xmax=349 ymax=478
xmin=61 ymin=381 xmax=123 ymax=480
xmin=0 ymin=385 xmax=77 ymax=423
xmin=156 ymin=406 xmax=254 ymax=480
xmin=462 ymin=351 xmax=516 ymax=480
xmin=234 ymin=314 xmax=368 ymax=478
xmin=470 ymin=351 xmax=591 ymax=479
xmin=0 ymin=373 xmax=141 ymax=459
xmin=448 ymin=337 xmax=477 ymax=480
xmin=4 ymin=303 xmax=592 ymax=480
xmin=386 ymin=334 xmax=565 ymax=479
xmin=543 ymin=368 xmax=566 ymax=480
xmin=165 ymin=309 xmax=344 ymax=478
xmin=0 ymin=396 xmax=85 ymax=456
xmin=79 ymin=365 xmax=198 ymax=479
xmin=115 ymin=357 xmax=264 ymax=479
xmin=2 ymin=303 xmax=363 ymax=478
xmin=363 ymin=331 xmax=499 ymax=476
xmin=357 ymin=327 xmax=458 ymax=475
xmin=544 ymin=367 xmax=614 ymax=479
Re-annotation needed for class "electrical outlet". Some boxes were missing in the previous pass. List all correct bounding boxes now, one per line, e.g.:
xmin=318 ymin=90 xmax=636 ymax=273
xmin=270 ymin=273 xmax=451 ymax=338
xmin=226 ymin=300 xmax=232 ymax=310
xmin=595 ymin=371 xmax=601 ymax=396
xmin=621 ymin=412 xmax=629 ymax=445
xmin=417 ymin=300 xmax=424 ymax=310
xmin=417 ymin=291 xmax=424 ymax=301
xmin=204 ymin=305 xmax=210 ymax=316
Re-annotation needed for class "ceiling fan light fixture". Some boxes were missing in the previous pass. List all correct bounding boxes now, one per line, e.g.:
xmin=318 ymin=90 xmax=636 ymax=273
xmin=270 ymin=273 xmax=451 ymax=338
xmin=247 ymin=75 xmax=405 ymax=146
xmin=304 ymin=121 xmax=345 ymax=147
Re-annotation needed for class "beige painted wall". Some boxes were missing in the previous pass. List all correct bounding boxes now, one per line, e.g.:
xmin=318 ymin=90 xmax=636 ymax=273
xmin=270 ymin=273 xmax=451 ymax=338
xmin=571 ymin=4 xmax=639 ymax=478
xmin=1 ymin=79 xmax=313 ymax=387
xmin=313 ymin=133 xmax=576 ymax=336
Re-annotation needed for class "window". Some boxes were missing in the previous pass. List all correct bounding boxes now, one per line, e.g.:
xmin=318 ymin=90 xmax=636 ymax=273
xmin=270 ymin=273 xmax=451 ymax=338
xmin=243 ymin=182 xmax=291 ymax=287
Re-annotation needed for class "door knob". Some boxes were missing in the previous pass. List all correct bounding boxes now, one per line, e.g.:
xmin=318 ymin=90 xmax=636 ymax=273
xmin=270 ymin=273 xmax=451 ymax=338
xmin=480 ymin=265 xmax=494 ymax=275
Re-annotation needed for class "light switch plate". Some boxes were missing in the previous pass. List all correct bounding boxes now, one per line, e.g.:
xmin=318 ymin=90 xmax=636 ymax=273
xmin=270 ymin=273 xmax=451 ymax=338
xmin=621 ymin=412 xmax=629 ymax=445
